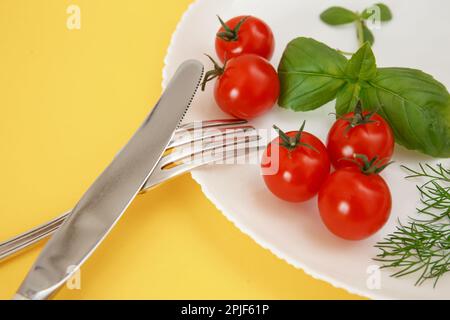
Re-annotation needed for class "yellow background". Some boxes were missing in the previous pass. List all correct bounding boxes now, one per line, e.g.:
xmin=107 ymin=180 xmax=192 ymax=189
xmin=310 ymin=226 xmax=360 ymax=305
xmin=0 ymin=0 xmax=361 ymax=299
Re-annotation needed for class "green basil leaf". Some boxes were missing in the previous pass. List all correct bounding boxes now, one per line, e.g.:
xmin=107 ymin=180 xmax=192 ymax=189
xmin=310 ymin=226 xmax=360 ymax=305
xmin=345 ymin=42 xmax=377 ymax=80
xmin=360 ymin=68 xmax=450 ymax=157
xmin=362 ymin=3 xmax=392 ymax=21
xmin=335 ymin=81 xmax=361 ymax=115
xmin=278 ymin=37 xmax=348 ymax=111
xmin=320 ymin=7 xmax=358 ymax=25
xmin=362 ymin=24 xmax=375 ymax=45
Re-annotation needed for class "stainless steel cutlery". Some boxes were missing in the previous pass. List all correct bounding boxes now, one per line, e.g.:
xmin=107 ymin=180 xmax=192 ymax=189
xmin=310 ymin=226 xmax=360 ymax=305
xmin=0 ymin=118 xmax=262 ymax=262
xmin=13 ymin=60 xmax=204 ymax=299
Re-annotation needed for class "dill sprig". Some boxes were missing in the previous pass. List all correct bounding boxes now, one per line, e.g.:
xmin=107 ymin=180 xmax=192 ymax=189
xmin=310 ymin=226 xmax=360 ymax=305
xmin=374 ymin=163 xmax=450 ymax=287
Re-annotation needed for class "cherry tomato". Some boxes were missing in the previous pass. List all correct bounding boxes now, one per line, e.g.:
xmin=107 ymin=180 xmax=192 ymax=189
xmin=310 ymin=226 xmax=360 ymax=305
xmin=327 ymin=107 xmax=394 ymax=169
xmin=318 ymin=165 xmax=392 ymax=240
xmin=261 ymin=122 xmax=330 ymax=202
xmin=215 ymin=15 xmax=275 ymax=63
xmin=202 ymin=54 xmax=279 ymax=119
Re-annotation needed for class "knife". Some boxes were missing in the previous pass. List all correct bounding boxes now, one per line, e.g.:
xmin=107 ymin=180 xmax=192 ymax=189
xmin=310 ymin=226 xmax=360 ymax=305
xmin=13 ymin=60 xmax=204 ymax=300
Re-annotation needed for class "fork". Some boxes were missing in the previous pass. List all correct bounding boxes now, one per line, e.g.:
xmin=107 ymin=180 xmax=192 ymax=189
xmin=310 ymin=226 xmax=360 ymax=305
xmin=0 ymin=119 xmax=263 ymax=262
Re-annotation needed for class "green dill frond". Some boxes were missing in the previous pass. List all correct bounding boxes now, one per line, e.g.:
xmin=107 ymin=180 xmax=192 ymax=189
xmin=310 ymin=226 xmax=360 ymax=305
xmin=375 ymin=163 xmax=450 ymax=287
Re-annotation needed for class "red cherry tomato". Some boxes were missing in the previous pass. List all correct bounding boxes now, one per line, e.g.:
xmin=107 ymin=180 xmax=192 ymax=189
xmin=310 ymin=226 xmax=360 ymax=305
xmin=261 ymin=123 xmax=330 ymax=202
xmin=215 ymin=15 xmax=275 ymax=63
xmin=318 ymin=166 xmax=392 ymax=240
xmin=202 ymin=54 xmax=279 ymax=119
xmin=327 ymin=109 xmax=394 ymax=169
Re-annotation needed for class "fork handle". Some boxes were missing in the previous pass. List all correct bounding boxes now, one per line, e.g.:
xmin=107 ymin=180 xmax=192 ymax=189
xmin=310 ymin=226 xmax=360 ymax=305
xmin=0 ymin=211 xmax=70 ymax=261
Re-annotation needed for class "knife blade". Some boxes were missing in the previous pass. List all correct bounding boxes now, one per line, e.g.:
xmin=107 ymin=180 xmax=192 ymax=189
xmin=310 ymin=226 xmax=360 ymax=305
xmin=14 ymin=60 xmax=204 ymax=300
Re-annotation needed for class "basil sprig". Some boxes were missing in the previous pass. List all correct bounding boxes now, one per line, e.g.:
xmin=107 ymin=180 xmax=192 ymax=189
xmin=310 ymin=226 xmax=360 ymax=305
xmin=278 ymin=38 xmax=450 ymax=158
xmin=320 ymin=7 xmax=358 ymax=25
xmin=277 ymin=38 xmax=347 ymax=111
xmin=320 ymin=3 xmax=392 ymax=46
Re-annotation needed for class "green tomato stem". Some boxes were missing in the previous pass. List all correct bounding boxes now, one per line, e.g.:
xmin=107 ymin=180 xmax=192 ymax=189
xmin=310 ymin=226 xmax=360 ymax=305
xmin=355 ymin=17 xmax=365 ymax=47
xmin=336 ymin=49 xmax=354 ymax=56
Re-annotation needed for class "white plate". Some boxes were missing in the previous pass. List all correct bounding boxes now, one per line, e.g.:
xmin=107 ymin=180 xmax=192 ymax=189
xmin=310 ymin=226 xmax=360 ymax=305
xmin=163 ymin=0 xmax=450 ymax=299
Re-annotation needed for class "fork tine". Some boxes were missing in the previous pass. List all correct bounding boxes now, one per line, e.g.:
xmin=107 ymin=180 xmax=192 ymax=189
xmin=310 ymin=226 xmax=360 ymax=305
xmin=160 ymin=133 xmax=261 ymax=168
xmin=174 ymin=144 xmax=262 ymax=171
xmin=176 ymin=118 xmax=247 ymax=131
xmin=168 ymin=125 xmax=256 ymax=148
xmin=140 ymin=140 xmax=263 ymax=192
xmin=171 ymin=119 xmax=251 ymax=149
